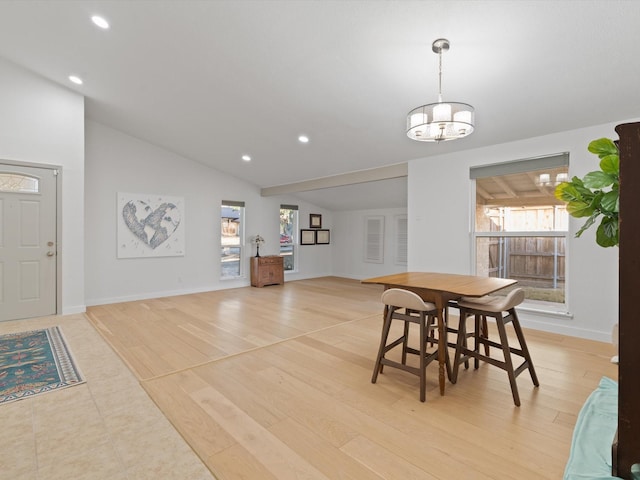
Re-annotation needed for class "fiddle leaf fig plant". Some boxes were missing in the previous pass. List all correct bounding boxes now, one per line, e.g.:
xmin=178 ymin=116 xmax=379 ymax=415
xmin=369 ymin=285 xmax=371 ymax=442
xmin=554 ymin=138 xmax=619 ymax=247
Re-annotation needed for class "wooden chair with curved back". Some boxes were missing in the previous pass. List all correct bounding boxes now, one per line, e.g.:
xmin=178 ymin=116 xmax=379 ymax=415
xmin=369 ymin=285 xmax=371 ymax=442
xmin=371 ymin=288 xmax=446 ymax=402
xmin=451 ymin=287 xmax=539 ymax=406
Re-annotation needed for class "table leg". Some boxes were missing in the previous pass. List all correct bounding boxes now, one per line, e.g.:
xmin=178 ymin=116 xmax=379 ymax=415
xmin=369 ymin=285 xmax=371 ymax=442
xmin=435 ymin=295 xmax=446 ymax=396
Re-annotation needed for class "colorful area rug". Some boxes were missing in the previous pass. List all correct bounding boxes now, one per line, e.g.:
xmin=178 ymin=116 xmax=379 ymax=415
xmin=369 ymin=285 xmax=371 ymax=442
xmin=0 ymin=326 xmax=84 ymax=404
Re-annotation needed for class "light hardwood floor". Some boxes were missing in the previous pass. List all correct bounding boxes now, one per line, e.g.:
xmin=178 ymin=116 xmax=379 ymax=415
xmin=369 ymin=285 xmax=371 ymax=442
xmin=86 ymin=276 xmax=617 ymax=480
xmin=0 ymin=313 xmax=215 ymax=480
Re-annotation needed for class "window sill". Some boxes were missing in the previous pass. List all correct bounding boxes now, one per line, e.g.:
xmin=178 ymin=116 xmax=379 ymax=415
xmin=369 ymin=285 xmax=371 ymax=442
xmin=519 ymin=303 xmax=573 ymax=319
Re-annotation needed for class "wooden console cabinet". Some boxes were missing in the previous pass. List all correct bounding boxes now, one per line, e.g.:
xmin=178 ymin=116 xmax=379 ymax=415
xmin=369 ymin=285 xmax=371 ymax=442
xmin=250 ymin=256 xmax=284 ymax=287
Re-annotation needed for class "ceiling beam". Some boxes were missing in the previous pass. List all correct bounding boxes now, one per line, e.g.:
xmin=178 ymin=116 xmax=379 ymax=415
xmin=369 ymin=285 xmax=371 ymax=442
xmin=526 ymin=172 xmax=554 ymax=197
xmin=261 ymin=163 xmax=408 ymax=196
xmin=493 ymin=177 xmax=517 ymax=197
xmin=476 ymin=185 xmax=494 ymax=200
xmin=482 ymin=197 xmax=566 ymax=207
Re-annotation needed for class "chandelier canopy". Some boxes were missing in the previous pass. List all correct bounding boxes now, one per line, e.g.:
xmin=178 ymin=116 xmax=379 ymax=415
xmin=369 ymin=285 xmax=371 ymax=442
xmin=407 ymin=38 xmax=475 ymax=142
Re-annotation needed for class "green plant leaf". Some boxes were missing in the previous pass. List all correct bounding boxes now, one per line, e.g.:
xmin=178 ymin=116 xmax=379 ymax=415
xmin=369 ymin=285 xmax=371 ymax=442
xmin=554 ymin=182 xmax=578 ymax=202
xmin=554 ymin=183 xmax=566 ymax=201
xmin=555 ymin=180 xmax=594 ymax=203
xmin=601 ymin=190 xmax=619 ymax=213
xmin=556 ymin=137 xmax=619 ymax=248
xmin=596 ymin=216 xmax=619 ymax=247
xmin=583 ymin=170 xmax=616 ymax=189
xmin=575 ymin=183 xmax=596 ymax=199
xmin=566 ymin=199 xmax=595 ymax=218
xmin=588 ymin=138 xmax=618 ymax=159
xmin=590 ymin=190 xmax=604 ymax=205
xmin=600 ymin=154 xmax=619 ymax=175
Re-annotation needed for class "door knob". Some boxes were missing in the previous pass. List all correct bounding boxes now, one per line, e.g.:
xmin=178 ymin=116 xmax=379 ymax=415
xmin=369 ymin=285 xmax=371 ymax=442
xmin=47 ymin=251 xmax=55 ymax=257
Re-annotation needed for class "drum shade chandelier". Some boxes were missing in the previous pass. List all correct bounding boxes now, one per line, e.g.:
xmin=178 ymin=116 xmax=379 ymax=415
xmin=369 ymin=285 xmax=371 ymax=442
xmin=407 ymin=38 xmax=475 ymax=142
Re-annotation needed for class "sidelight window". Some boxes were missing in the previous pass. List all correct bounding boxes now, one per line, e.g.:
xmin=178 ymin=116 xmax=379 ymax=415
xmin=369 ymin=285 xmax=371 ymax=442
xmin=221 ymin=200 xmax=244 ymax=279
xmin=279 ymin=205 xmax=298 ymax=271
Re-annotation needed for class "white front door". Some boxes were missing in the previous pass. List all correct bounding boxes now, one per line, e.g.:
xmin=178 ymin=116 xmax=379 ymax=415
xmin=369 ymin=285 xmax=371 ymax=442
xmin=0 ymin=164 xmax=57 ymax=321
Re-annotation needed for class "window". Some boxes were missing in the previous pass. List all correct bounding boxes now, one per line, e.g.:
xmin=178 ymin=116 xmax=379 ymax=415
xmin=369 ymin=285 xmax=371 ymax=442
xmin=0 ymin=172 xmax=39 ymax=193
xmin=221 ymin=200 xmax=244 ymax=279
xmin=471 ymin=154 xmax=569 ymax=310
xmin=280 ymin=205 xmax=298 ymax=271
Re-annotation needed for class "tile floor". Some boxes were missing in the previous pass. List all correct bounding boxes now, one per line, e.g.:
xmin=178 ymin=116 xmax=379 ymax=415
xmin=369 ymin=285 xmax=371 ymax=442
xmin=0 ymin=313 xmax=216 ymax=480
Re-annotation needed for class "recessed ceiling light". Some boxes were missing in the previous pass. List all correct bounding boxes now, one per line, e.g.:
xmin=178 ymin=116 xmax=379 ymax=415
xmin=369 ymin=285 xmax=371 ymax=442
xmin=68 ymin=75 xmax=83 ymax=85
xmin=242 ymin=155 xmax=251 ymax=162
xmin=91 ymin=15 xmax=110 ymax=29
xmin=298 ymin=135 xmax=309 ymax=143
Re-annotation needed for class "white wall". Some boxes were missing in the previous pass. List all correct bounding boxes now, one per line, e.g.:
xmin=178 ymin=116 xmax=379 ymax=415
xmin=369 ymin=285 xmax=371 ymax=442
xmin=408 ymin=120 xmax=638 ymax=341
xmin=332 ymin=207 xmax=408 ymax=279
xmin=0 ymin=58 xmax=85 ymax=314
xmin=284 ymin=203 xmax=334 ymax=280
xmin=84 ymin=121 xmax=332 ymax=305
xmin=1 ymin=55 xmax=627 ymax=343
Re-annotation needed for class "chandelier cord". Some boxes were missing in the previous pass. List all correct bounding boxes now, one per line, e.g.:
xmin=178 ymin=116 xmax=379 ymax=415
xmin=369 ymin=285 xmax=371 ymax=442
xmin=437 ymin=48 xmax=443 ymax=103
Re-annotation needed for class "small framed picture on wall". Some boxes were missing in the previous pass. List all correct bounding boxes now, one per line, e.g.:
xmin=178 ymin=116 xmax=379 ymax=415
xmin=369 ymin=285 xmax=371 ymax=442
xmin=316 ymin=229 xmax=330 ymax=244
xmin=300 ymin=229 xmax=316 ymax=245
xmin=310 ymin=213 xmax=322 ymax=228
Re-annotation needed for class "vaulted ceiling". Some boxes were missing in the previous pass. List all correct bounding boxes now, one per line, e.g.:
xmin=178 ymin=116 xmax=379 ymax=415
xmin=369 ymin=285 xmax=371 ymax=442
xmin=0 ymin=1 xmax=638 ymax=210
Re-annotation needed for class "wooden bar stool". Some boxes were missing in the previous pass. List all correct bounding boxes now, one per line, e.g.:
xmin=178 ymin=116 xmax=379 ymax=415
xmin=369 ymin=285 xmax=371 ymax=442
xmin=371 ymin=288 xmax=443 ymax=402
xmin=451 ymin=288 xmax=539 ymax=406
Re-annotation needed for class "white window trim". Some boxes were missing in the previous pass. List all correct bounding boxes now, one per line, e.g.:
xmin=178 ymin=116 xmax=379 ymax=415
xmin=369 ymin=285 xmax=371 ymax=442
xmin=280 ymin=206 xmax=298 ymax=273
xmin=221 ymin=202 xmax=245 ymax=280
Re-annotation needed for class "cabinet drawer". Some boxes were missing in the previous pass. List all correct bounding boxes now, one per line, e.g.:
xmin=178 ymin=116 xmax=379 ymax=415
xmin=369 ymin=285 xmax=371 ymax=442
xmin=258 ymin=256 xmax=283 ymax=265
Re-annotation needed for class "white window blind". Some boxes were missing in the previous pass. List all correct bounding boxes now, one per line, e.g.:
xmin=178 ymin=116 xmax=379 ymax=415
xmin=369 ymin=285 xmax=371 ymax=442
xmin=364 ymin=215 xmax=384 ymax=263
xmin=470 ymin=152 xmax=569 ymax=179
xmin=395 ymin=214 xmax=407 ymax=265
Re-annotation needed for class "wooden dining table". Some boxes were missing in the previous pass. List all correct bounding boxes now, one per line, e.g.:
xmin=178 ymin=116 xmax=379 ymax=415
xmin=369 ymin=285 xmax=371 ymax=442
xmin=362 ymin=272 xmax=517 ymax=397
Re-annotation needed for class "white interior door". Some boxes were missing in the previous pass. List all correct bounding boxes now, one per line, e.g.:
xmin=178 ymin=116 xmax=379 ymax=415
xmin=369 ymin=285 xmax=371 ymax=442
xmin=0 ymin=164 xmax=57 ymax=321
